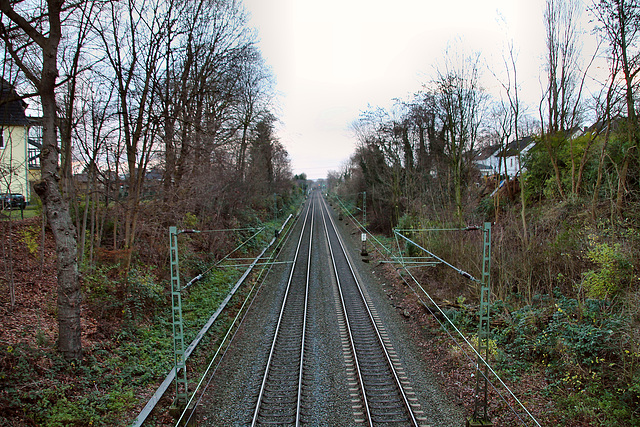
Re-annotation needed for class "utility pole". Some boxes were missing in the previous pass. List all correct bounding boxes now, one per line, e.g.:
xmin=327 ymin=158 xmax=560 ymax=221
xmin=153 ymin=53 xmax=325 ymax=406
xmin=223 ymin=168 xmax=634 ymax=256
xmin=169 ymin=227 xmax=188 ymax=409
xmin=360 ymin=191 xmax=368 ymax=262
xmin=468 ymin=222 xmax=493 ymax=427
xmin=273 ymin=193 xmax=277 ymax=222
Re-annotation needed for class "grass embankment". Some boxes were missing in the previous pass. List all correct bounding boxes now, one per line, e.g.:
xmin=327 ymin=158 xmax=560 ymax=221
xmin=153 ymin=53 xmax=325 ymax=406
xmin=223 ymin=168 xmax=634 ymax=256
xmin=1 ymin=206 xmax=40 ymax=221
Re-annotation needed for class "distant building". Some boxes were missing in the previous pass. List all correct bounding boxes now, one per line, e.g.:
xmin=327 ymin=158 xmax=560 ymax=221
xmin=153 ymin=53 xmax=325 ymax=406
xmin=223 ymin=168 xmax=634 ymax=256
xmin=0 ymin=78 xmax=33 ymax=200
xmin=474 ymin=143 xmax=501 ymax=176
xmin=474 ymin=136 xmax=536 ymax=178
xmin=497 ymin=135 xmax=536 ymax=177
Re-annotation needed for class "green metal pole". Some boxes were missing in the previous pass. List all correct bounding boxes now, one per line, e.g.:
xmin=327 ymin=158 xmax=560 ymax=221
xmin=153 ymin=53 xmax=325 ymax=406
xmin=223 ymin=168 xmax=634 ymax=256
xmin=471 ymin=222 xmax=492 ymax=425
xmin=169 ymin=226 xmax=188 ymax=407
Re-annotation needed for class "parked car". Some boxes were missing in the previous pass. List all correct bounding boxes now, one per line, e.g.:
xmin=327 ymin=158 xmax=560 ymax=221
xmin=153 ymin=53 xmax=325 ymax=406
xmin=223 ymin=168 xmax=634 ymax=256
xmin=1 ymin=193 xmax=26 ymax=210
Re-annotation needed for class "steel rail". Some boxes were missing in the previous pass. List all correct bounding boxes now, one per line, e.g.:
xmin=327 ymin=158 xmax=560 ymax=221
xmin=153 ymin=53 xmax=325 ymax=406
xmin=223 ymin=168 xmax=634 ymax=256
xmin=133 ymin=215 xmax=294 ymax=427
xmin=296 ymin=198 xmax=313 ymax=426
xmin=319 ymin=200 xmax=372 ymax=427
xmin=319 ymin=196 xmax=420 ymax=427
xmin=251 ymin=199 xmax=314 ymax=427
xmin=175 ymin=212 xmax=302 ymax=427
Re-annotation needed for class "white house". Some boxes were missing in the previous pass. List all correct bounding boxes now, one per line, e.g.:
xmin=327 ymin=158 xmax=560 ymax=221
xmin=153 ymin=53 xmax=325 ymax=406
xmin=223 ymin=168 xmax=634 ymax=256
xmin=0 ymin=78 xmax=32 ymax=200
xmin=497 ymin=136 xmax=536 ymax=177
xmin=474 ymin=143 xmax=501 ymax=176
xmin=474 ymin=136 xmax=536 ymax=178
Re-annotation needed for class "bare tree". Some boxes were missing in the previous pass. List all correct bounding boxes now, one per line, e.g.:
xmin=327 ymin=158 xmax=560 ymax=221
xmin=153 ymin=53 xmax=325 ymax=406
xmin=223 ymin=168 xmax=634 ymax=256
xmin=540 ymin=0 xmax=590 ymax=201
xmin=591 ymin=60 xmax=623 ymax=217
xmin=95 ymin=0 xmax=167 ymax=266
xmin=249 ymin=115 xmax=277 ymax=192
xmin=433 ymin=50 xmax=486 ymax=220
xmin=73 ymin=75 xmax=117 ymax=267
xmin=493 ymin=41 xmax=530 ymax=243
xmin=591 ymin=0 xmax=640 ymax=210
xmin=236 ymin=48 xmax=274 ymax=181
xmin=158 ymin=1 xmax=264 ymax=193
xmin=58 ymin=0 xmax=95 ymax=195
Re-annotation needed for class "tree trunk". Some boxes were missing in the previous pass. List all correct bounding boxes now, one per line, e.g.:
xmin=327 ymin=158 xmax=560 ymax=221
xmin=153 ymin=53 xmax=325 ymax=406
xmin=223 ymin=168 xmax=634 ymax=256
xmin=575 ymin=132 xmax=598 ymax=195
xmin=238 ymin=117 xmax=250 ymax=180
xmin=34 ymin=19 xmax=82 ymax=359
xmin=78 ymin=164 xmax=94 ymax=266
xmin=454 ymin=159 xmax=463 ymax=221
xmin=616 ymin=148 xmax=632 ymax=212
xmin=2 ymin=220 xmax=16 ymax=310
xmin=545 ymin=133 xmax=567 ymax=199
xmin=591 ymin=123 xmax=611 ymax=219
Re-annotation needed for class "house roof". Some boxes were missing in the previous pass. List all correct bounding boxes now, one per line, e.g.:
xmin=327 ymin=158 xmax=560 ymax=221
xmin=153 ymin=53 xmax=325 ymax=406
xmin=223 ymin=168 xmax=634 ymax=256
xmin=498 ymin=135 xmax=535 ymax=157
xmin=0 ymin=78 xmax=31 ymax=126
xmin=584 ymin=117 xmax=627 ymax=135
xmin=474 ymin=143 xmax=500 ymax=161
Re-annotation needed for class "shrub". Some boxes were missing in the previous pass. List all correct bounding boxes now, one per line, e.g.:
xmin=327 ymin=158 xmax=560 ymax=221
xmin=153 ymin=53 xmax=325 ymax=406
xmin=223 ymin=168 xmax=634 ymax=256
xmin=492 ymin=291 xmax=639 ymax=424
xmin=19 ymin=224 xmax=40 ymax=255
xmin=581 ymin=238 xmax=633 ymax=299
xmin=123 ymin=268 xmax=164 ymax=324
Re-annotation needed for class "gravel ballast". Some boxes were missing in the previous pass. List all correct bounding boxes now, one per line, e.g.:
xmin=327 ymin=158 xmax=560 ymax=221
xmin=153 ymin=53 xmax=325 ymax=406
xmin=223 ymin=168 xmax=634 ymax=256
xmin=197 ymin=195 xmax=465 ymax=426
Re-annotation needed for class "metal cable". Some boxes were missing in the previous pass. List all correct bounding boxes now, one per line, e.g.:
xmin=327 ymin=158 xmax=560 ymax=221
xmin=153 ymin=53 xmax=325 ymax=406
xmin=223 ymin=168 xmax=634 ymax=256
xmin=399 ymin=268 xmax=538 ymax=426
xmin=332 ymin=194 xmax=541 ymax=426
xmin=182 ymin=227 xmax=265 ymax=290
xmin=176 ymin=213 xmax=300 ymax=426
xmin=394 ymin=231 xmax=479 ymax=282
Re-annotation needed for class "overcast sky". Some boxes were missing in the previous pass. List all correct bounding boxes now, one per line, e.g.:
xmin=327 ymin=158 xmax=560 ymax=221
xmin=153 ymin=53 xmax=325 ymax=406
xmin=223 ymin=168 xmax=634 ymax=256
xmin=241 ymin=0 xmax=595 ymax=180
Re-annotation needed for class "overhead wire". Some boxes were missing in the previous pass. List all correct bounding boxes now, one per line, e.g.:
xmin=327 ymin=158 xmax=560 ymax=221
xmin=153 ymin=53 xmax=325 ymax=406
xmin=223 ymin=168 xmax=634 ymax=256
xmin=179 ymin=227 xmax=261 ymax=233
xmin=182 ymin=227 xmax=265 ymax=290
xmin=331 ymin=193 xmax=541 ymax=426
xmin=175 ymin=210 xmax=301 ymax=426
xmin=397 ymin=259 xmax=539 ymax=426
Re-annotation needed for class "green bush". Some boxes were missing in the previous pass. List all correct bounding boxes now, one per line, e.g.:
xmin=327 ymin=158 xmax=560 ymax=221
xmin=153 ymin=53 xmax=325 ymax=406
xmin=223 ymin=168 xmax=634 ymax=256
xmin=582 ymin=238 xmax=633 ymax=299
xmin=82 ymin=265 xmax=121 ymax=309
xmin=123 ymin=268 xmax=164 ymax=324
xmin=19 ymin=224 xmax=40 ymax=255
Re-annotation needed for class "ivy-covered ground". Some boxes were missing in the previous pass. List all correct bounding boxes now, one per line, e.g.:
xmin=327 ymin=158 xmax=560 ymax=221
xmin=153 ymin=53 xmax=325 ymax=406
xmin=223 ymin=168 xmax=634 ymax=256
xmin=0 ymin=214 xmax=275 ymax=426
xmin=360 ymin=241 xmax=639 ymax=426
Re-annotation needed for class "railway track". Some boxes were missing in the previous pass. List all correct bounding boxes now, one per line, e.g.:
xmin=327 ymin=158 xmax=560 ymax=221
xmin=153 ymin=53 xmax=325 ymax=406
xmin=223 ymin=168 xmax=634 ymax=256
xmin=319 ymin=196 xmax=423 ymax=427
xmin=250 ymin=192 xmax=424 ymax=426
xmin=251 ymin=199 xmax=315 ymax=426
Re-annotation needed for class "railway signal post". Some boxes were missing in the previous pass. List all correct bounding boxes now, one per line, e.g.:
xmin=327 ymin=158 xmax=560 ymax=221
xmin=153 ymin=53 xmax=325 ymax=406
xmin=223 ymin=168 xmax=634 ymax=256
xmin=361 ymin=232 xmax=369 ymax=262
xmin=468 ymin=222 xmax=493 ymax=427
xmin=169 ymin=226 xmax=189 ymax=410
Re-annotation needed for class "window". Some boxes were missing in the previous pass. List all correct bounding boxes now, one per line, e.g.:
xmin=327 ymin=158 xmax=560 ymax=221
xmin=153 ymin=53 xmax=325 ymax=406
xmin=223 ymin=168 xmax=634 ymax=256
xmin=28 ymin=148 xmax=40 ymax=168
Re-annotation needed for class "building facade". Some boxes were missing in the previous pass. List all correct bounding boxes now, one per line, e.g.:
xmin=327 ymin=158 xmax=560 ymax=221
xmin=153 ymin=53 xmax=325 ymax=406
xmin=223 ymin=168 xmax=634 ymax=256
xmin=0 ymin=78 xmax=32 ymax=200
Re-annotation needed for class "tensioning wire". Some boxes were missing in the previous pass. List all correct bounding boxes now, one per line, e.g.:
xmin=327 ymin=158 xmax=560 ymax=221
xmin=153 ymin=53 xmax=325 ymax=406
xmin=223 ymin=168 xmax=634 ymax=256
xmin=394 ymin=230 xmax=479 ymax=282
xmin=176 ymin=201 xmax=306 ymax=426
xmin=398 ymin=264 xmax=541 ymax=426
xmin=182 ymin=227 xmax=265 ymax=290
